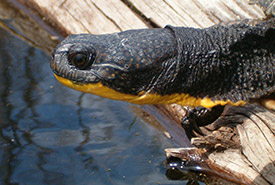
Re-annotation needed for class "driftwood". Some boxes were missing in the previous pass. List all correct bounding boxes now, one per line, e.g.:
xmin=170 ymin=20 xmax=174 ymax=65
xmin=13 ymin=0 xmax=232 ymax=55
xmin=2 ymin=0 xmax=274 ymax=184
xmin=166 ymin=104 xmax=275 ymax=184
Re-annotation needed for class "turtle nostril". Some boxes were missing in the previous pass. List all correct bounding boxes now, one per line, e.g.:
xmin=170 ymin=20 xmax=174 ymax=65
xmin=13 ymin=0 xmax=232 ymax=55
xmin=51 ymin=53 xmax=55 ymax=61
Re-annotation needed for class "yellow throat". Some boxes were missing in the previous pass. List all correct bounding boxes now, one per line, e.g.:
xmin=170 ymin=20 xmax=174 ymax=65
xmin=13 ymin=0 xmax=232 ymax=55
xmin=54 ymin=74 xmax=246 ymax=108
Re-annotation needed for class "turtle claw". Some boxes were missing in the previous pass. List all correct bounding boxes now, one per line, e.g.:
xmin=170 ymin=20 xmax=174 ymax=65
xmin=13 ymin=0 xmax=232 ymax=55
xmin=181 ymin=106 xmax=224 ymax=139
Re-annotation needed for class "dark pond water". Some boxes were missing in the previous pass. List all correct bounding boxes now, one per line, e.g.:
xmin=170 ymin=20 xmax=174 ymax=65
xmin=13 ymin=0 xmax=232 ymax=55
xmin=0 ymin=27 xmax=204 ymax=185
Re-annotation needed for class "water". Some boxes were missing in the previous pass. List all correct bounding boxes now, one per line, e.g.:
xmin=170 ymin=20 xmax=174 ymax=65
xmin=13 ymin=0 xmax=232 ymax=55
xmin=0 ymin=27 xmax=197 ymax=185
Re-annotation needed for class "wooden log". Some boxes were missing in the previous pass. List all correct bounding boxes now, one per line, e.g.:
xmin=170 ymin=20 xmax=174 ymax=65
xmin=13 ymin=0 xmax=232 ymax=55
xmin=4 ymin=0 xmax=274 ymax=184
xmin=192 ymin=104 xmax=275 ymax=184
xmin=159 ymin=104 xmax=275 ymax=184
xmin=126 ymin=0 xmax=265 ymax=27
xmin=15 ymin=0 xmax=148 ymax=34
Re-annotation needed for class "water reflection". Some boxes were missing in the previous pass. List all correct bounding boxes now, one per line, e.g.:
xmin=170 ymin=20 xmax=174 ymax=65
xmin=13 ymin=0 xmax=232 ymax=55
xmin=0 ymin=27 xmax=195 ymax=185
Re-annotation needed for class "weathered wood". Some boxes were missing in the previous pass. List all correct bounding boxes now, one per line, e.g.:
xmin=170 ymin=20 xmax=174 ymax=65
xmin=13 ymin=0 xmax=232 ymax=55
xmin=237 ymin=107 xmax=275 ymax=184
xmin=18 ymin=0 xmax=148 ymax=34
xmin=5 ymin=0 xmax=274 ymax=184
xmin=127 ymin=0 xmax=265 ymax=28
xmin=167 ymin=104 xmax=275 ymax=184
xmin=208 ymin=150 xmax=269 ymax=185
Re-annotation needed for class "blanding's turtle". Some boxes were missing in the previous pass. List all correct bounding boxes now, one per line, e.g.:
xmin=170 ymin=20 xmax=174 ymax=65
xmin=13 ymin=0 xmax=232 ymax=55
xmin=51 ymin=1 xmax=274 ymax=130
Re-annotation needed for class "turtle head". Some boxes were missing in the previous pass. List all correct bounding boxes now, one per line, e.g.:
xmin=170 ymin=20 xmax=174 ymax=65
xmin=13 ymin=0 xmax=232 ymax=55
xmin=51 ymin=28 xmax=178 ymax=103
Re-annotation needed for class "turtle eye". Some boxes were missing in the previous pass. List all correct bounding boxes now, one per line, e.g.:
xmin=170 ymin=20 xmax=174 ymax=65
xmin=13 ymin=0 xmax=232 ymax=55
xmin=69 ymin=53 xmax=89 ymax=69
xmin=68 ymin=45 xmax=96 ymax=70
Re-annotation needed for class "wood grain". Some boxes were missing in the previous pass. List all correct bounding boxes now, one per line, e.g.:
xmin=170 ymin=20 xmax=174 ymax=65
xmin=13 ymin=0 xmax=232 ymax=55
xmin=127 ymin=0 xmax=264 ymax=28
xmin=22 ymin=0 xmax=148 ymax=34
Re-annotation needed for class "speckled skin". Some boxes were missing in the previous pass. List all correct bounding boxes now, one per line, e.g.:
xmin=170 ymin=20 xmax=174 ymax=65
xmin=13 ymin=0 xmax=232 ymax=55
xmin=51 ymin=18 xmax=275 ymax=104
xmin=51 ymin=28 xmax=178 ymax=94
xmin=167 ymin=19 xmax=275 ymax=102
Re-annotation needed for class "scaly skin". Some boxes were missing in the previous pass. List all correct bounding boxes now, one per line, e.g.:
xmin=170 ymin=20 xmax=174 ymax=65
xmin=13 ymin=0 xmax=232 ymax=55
xmin=51 ymin=18 xmax=274 ymax=108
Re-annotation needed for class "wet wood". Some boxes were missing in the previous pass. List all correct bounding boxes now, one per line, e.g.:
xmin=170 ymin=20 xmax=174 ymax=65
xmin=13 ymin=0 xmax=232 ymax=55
xmin=0 ymin=0 xmax=61 ymax=53
xmin=3 ymin=0 xmax=274 ymax=184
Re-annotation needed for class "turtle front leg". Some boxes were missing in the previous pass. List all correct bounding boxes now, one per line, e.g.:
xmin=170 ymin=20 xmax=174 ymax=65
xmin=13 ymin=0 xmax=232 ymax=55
xmin=182 ymin=105 xmax=224 ymax=139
